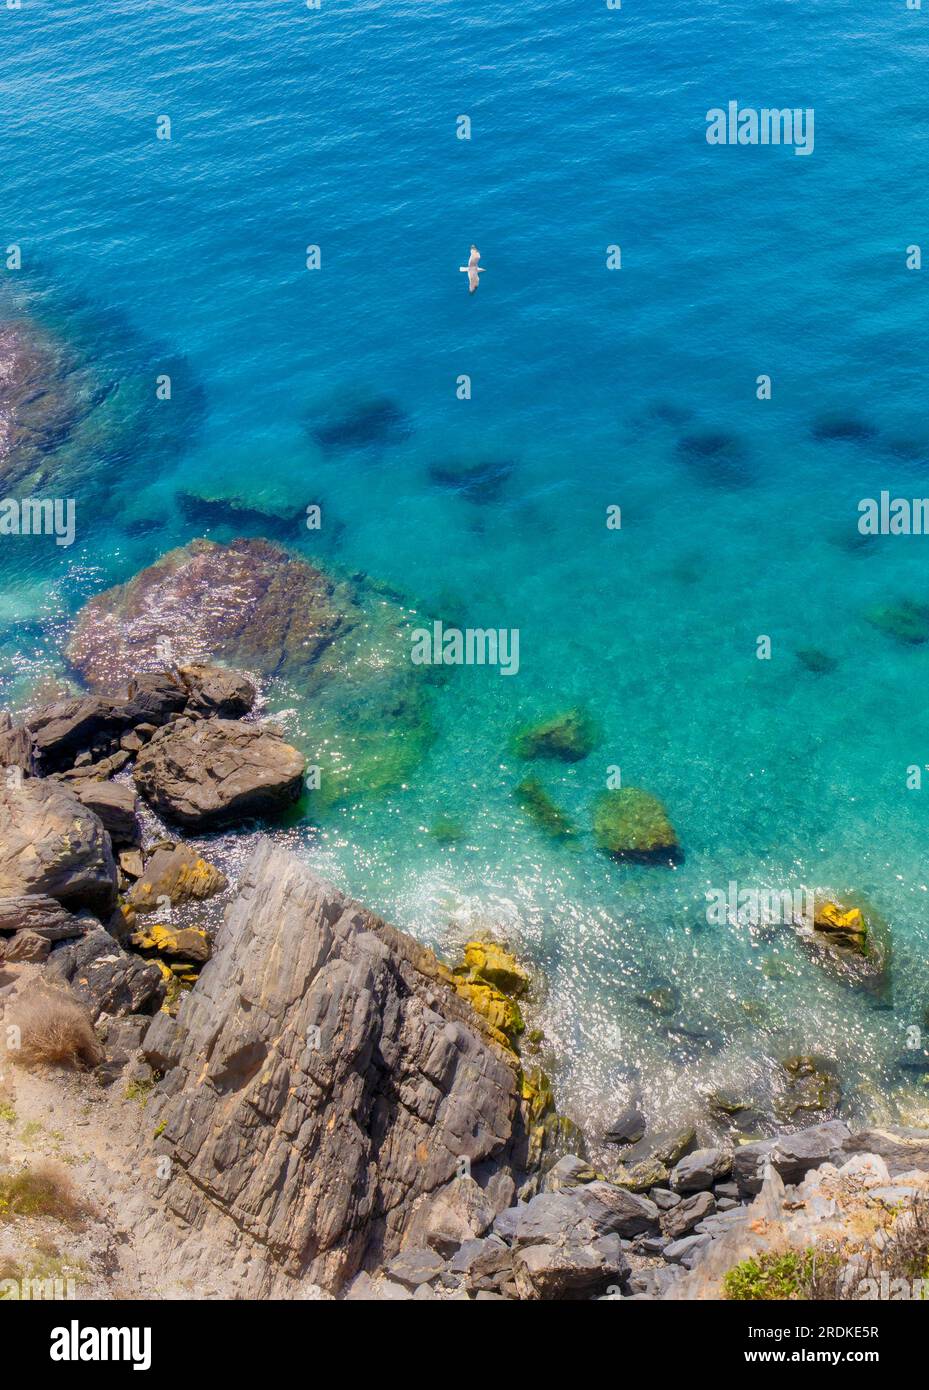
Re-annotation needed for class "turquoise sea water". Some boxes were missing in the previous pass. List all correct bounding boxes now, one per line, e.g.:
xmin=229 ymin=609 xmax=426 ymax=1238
xmin=2 ymin=1 xmax=929 ymax=1140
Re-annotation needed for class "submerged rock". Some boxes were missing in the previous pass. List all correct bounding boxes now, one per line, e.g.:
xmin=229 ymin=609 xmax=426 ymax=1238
xmin=773 ymin=1055 xmax=842 ymax=1124
xmin=514 ymin=708 xmax=597 ymax=762
xmin=134 ymin=718 xmax=306 ymax=830
xmin=66 ymin=538 xmax=347 ymax=693
xmin=797 ymin=896 xmax=891 ymax=998
xmin=307 ymin=391 xmax=411 ymax=454
xmin=0 ymin=778 xmax=116 ymax=915
xmin=676 ymin=429 xmax=752 ymax=488
xmin=865 ymin=599 xmax=929 ymax=645
xmin=141 ymin=841 xmax=521 ymax=1295
xmin=811 ymin=414 xmax=877 ymax=445
xmin=796 ymin=647 xmax=837 ymax=674
xmin=428 ymin=457 xmax=514 ymax=505
xmin=593 ymin=788 xmax=680 ymax=864
xmin=513 ymin=776 xmax=574 ymax=839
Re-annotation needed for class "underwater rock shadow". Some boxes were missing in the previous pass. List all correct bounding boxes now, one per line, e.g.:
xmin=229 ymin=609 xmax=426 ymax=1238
xmin=427 ymin=455 xmax=516 ymax=505
xmin=675 ymin=427 xmax=754 ymax=489
xmin=304 ymin=390 xmax=412 ymax=456
xmin=0 ymin=270 xmax=208 ymax=504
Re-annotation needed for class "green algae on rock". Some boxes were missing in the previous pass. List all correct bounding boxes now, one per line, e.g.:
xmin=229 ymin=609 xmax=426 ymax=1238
xmin=593 ymin=788 xmax=680 ymax=864
xmin=513 ymin=707 xmax=597 ymax=762
xmin=514 ymin=775 xmax=574 ymax=839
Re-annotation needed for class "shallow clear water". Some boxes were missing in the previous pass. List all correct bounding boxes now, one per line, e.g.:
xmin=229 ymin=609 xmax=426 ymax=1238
xmin=3 ymin=1 xmax=929 ymax=1142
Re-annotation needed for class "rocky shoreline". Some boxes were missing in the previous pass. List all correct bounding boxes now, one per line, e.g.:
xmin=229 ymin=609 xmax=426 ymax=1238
xmin=1 ymin=657 xmax=929 ymax=1300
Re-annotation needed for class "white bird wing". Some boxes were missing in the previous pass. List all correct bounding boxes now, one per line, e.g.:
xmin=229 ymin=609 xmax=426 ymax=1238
xmin=467 ymin=268 xmax=480 ymax=292
xmin=468 ymin=248 xmax=481 ymax=268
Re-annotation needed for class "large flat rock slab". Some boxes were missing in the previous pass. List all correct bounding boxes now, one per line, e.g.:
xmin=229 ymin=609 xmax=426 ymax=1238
xmin=144 ymin=841 xmax=519 ymax=1294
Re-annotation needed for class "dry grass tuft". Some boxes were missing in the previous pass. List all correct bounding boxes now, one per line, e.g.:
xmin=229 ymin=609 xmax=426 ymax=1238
xmin=6 ymin=985 xmax=102 ymax=1069
xmin=0 ymin=1160 xmax=88 ymax=1228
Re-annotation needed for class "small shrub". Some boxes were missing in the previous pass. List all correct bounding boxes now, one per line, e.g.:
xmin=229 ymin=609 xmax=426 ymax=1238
xmin=7 ymin=987 xmax=102 ymax=1069
xmin=0 ymin=1161 xmax=88 ymax=1228
xmin=723 ymin=1248 xmax=837 ymax=1301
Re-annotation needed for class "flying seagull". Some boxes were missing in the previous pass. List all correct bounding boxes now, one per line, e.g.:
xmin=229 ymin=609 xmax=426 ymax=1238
xmin=459 ymin=245 xmax=485 ymax=294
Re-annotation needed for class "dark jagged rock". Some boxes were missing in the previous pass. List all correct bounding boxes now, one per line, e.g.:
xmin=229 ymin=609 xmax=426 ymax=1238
xmin=0 ymin=778 xmax=117 ymax=915
xmin=140 ymin=841 xmax=522 ymax=1295
xmin=26 ymin=696 xmax=134 ymax=773
xmin=47 ymin=928 xmax=166 ymax=1019
xmin=133 ymin=718 xmax=306 ymax=829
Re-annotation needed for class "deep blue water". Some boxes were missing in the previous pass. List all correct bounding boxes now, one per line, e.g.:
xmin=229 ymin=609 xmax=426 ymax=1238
xmin=2 ymin=1 xmax=929 ymax=1139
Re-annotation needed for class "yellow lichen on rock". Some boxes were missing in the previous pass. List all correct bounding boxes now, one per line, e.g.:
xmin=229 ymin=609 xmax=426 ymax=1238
xmin=453 ymin=979 xmax=524 ymax=1049
xmin=130 ymin=923 xmax=211 ymax=964
xmin=461 ymin=940 xmax=530 ymax=997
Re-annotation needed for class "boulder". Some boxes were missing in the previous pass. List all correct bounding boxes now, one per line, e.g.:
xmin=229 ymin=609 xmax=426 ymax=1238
xmin=604 ymin=1105 xmax=646 ymax=1146
xmin=26 ymin=696 xmax=132 ymax=773
xmin=2 ymin=929 xmax=51 ymax=964
xmin=140 ymin=841 xmax=520 ymax=1296
xmin=127 ymin=843 xmax=227 ymax=913
xmin=73 ymin=781 xmax=140 ymax=848
xmin=513 ymin=1233 xmax=628 ymax=1301
xmin=841 ymin=1127 xmax=929 ymax=1177
xmin=179 ymin=663 xmax=256 ymax=719
xmin=732 ymin=1139 xmax=777 ymax=1196
xmin=592 ymin=788 xmax=680 ymax=864
xmin=133 ymin=719 xmax=305 ymax=829
xmin=46 ymin=928 xmax=166 ymax=1019
xmin=0 ymin=779 xmax=117 ymax=914
xmin=661 ymin=1190 xmax=715 ymax=1240
xmin=670 ymin=1147 xmax=732 ymax=1193
xmin=769 ymin=1121 xmax=851 ymax=1185
xmin=129 ymin=923 xmax=211 ymax=965
xmin=0 ymin=895 xmax=90 ymax=940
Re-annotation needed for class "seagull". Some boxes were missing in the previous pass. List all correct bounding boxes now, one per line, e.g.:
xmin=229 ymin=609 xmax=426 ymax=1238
xmin=459 ymin=245 xmax=485 ymax=294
